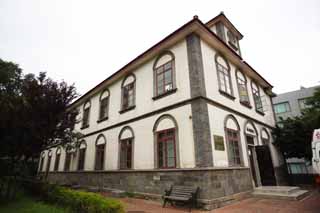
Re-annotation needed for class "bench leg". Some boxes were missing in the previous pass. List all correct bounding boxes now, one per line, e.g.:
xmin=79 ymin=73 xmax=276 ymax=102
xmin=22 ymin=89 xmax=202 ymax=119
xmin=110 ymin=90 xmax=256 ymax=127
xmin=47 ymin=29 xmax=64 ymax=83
xmin=162 ymin=199 xmax=167 ymax=208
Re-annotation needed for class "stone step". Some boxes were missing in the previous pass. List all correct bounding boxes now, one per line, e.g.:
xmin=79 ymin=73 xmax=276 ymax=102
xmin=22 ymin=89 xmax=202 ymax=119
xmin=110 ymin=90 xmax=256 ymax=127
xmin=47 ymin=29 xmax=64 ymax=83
xmin=254 ymin=186 xmax=300 ymax=195
xmin=252 ymin=186 xmax=310 ymax=201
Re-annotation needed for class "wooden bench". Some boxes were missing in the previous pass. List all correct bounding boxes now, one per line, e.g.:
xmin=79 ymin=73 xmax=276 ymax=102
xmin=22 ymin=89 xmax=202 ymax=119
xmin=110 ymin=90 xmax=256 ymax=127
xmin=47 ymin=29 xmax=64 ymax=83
xmin=162 ymin=185 xmax=199 ymax=212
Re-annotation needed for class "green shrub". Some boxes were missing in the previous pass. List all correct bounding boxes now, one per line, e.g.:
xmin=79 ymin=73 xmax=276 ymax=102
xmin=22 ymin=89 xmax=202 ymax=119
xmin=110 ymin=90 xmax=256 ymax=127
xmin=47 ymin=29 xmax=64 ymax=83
xmin=22 ymin=179 xmax=125 ymax=213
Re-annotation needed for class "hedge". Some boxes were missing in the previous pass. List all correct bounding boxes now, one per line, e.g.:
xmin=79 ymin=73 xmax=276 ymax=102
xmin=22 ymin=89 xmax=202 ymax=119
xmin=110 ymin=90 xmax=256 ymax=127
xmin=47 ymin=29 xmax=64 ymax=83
xmin=22 ymin=179 xmax=125 ymax=213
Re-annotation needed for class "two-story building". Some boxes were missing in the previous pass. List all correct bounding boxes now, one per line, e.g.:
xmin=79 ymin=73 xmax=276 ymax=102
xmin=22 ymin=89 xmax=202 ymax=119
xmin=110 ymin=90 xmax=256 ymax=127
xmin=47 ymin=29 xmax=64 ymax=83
xmin=38 ymin=13 xmax=286 ymax=209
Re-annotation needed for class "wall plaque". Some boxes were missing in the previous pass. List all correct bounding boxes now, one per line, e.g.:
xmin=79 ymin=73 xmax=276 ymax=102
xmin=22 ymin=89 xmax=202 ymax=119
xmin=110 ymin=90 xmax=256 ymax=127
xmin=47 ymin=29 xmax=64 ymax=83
xmin=214 ymin=135 xmax=225 ymax=151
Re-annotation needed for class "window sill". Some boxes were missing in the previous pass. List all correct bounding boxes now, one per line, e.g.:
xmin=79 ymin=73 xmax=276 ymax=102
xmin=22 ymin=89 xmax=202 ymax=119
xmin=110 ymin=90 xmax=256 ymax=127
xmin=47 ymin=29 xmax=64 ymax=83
xmin=256 ymin=110 xmax=265 ymax=116
xmin=157 ymin=167 xmax=177 ymax=170
xmin=219 ymin=90 xmax=236 ymax=100
xmin=97 ymin=116 xmax=108 ymax=123
xmin=119 ymin=105 xmax=136 ymax=114
xmin=80 ymin=125 xmax=89 ymax=130
xmin=240 ymin=101 xmax=252 ymax=109
xmin=119 ymin=168 xmax=133 ymax=171
xmin=152 ymin=88 xmax=177 ymax=100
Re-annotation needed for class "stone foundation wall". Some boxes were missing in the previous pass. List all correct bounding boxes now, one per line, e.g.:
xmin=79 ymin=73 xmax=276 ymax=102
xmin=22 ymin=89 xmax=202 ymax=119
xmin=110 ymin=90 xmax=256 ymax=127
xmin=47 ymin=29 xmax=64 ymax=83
xmin=42 ymin=167 xmax=252 ymax=209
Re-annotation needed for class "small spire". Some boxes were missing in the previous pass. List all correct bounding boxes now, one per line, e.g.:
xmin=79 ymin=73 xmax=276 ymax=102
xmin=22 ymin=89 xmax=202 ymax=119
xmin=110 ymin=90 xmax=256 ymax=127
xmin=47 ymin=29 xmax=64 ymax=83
xmin=193 ymin=15 xmax=198 ymax=19
xmin=220 ymin=11 xmax=225 ymax=15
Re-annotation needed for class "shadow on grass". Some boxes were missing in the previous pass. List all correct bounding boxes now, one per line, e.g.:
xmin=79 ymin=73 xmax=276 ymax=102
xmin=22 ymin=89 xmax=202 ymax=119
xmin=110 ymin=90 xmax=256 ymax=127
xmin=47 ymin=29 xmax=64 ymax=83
xmin=0 ymin=195 xmax=71 ymax=213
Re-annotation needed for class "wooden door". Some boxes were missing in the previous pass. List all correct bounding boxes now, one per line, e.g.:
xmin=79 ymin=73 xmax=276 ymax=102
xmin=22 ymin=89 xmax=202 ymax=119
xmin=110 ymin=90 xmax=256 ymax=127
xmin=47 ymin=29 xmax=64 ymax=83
xmin=256 ymin=145 xmax=276 ymax=186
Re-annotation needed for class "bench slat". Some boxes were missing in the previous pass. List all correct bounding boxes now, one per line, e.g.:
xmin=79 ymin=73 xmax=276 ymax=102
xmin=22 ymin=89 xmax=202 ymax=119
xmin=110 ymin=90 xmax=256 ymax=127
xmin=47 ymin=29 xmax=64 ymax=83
xmin=171 ymin=192 xmax=192 ymax=196
xmin=163 ymin=185 xmax=199 ymax=211
xmin=172 ymin=188 xmax=196 ymax=191
xmin=171 ymin=194 xmax=191 ymax=197
xmin=172 ymin=187 xmax=196 ymax=191
xmin=172 ymin=186 xmax=197 ymax=189
xmin=163 ymin=196 xmax=190 ymax=201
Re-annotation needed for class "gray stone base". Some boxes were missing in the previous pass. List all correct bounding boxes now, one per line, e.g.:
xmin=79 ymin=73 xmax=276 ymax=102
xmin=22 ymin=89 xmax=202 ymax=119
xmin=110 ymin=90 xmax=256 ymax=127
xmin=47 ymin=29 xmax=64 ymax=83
xmin=41 ymin=167 xmax=253 ymax=210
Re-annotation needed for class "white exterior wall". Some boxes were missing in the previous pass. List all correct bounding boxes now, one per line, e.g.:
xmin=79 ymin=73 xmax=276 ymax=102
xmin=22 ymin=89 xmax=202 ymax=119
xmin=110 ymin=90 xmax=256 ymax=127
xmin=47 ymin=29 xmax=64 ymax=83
xmin=46 ymin=106 xmax=194 ymax=171
xmin=207 ymin=104 xmax=280 ymax=167
xmin=201 ymin=40 xmax=275 ymax=127
xmin=201 ymin=38 xmax=281 ymax=168
xmin=42 ymin=40 xmax=195 ymax=171
xmin=74 ymin=40 xmax=191 ymax=135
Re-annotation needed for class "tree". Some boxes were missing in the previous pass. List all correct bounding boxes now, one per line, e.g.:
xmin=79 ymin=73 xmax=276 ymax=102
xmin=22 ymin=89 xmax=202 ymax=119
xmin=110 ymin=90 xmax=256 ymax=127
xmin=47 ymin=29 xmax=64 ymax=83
xmin=273 ymin=88 xmax=320 ymax=161
xmin=0 ymin=58 xmax=80 ymax=199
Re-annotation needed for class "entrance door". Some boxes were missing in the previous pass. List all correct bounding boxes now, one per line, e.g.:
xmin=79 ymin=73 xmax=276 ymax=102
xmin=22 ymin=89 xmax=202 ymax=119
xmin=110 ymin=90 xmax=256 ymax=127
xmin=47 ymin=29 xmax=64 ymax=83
xmin=256 ymin=145 xmax=276 ymax=186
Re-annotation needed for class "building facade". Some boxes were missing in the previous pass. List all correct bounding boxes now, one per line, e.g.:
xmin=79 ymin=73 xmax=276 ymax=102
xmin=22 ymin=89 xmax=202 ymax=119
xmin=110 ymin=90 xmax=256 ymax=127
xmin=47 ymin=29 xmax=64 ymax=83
xmin=39 ymin=13 xmax=285 ymax=209
xmin=273 ymin=86 xmax=319 ymax=123
xmin=273 ymin=85 xmax=319 ymax=176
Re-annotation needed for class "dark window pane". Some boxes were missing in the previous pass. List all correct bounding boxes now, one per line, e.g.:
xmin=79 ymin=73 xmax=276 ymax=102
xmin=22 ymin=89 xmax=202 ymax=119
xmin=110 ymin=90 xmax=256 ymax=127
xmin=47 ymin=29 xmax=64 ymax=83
xmin=227 ymin=129 xmax=241 ymax=166
xmin=64 ymin=153 xmax=71 ymax=171
xmin=155 ymin=61 xmax=173 ymax=96
xmin=95 ymin=144 xmax=105 ymax=170
xmin=54 ymin=154 xmax=60 ymax=171
xmin=99 ymin=98 xmax=108 ymax=119
xmin=157 ymin=129 xmax=176 ymax=168
xmin=83 ymin=108 xmax=90 ymax=127
xmin=120 ymin=139 xmax=132 ymax=169
xmin=158 ymin=142 xmax=164 ymax=168
xmin=164 ymin=61 xmax=172 ymax=70
xmin=122 ymin=83 xmax=135 ymax=110
xmin=156 ymin=66 xmax=164 ymax=74
xmin=40 ymin=157 xmax=44 ymax=171
xmin=78 ymin=148 xmax=86 ymax=171
xmin=46 ymin=156 xmax=51 ymax=172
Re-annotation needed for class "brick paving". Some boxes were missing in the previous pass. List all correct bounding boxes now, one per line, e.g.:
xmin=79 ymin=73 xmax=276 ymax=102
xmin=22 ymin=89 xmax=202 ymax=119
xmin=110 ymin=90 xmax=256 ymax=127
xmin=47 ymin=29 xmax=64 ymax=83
xmin=120 ymin=191 xmax=320 ymax=213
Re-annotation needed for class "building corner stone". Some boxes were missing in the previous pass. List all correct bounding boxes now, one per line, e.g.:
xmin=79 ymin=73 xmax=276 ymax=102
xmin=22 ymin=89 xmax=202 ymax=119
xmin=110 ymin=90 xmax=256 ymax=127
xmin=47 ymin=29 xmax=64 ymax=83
xmin=186 ymin=33 xmax=214 ymax=167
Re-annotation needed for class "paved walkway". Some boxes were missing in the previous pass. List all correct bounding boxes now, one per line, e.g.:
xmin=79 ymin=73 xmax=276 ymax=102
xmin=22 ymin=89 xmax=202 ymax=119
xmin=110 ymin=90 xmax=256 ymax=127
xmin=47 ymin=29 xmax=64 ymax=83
xmin=121 ymin=191 xmax=320 ymax=213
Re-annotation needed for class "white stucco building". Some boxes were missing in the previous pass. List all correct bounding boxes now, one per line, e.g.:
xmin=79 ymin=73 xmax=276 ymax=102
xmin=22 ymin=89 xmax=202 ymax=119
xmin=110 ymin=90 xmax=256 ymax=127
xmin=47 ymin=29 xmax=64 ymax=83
xmin=39 ymin=13 xmax=286 ymax=209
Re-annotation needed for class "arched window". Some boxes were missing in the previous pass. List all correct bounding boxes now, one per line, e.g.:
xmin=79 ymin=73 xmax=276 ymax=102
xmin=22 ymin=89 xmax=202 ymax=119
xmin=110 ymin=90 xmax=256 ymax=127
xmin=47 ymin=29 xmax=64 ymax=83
xmin=77 ymin=140 xmax=87 ymax=171
xmin=244 ymin=120 xmax=258 ymax=145
xmin=121 ymin=74 xmax=136 ymax=112
xmin=153 ymin=114 xmax=179 ymax=169
xmin=54 ymin=147 xmax=61 ymax=171
xmin=215 ymin=54 xmax=233 ymax=96
xmin=95 ymin=134 xmax=106 ymax=170
xmin=64 ymin=146 xmax=73 ymax=171
xmin=46 ymin=150 xmax=52 ymax=173
xmin=99 ymin=89 xmax=110 ymax=121
xmin=261 ymin=128 xmax=270 ymax=145
xmin=153 ymin=51 xmax=176 ymax=97
xmin=119 ymin=126 xmax=134 ymax=169
xmin=224 ymin=115 xmax=242 ymax=166
xmin=251 ymin=82 xmax=263 ymax=113
xmin=39 ymin=152 xmax=45 ymax=172
xmin=236 ymin=70 xmax=250 ymax=107
xmin=82 ymin=100 xmax=91 ymax=128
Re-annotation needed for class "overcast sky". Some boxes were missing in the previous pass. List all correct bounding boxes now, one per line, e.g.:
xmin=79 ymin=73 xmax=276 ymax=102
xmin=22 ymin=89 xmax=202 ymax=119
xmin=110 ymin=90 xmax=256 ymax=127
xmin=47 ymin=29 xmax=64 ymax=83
xmin=1 ymin=0 xmax=319 ymax=95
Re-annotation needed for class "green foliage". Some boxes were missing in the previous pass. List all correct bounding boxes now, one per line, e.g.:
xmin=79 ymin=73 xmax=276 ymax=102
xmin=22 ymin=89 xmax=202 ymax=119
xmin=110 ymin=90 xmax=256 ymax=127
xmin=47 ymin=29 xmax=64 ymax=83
xmin=0 ymin=196 xmax=70 ymax=213
xmin=274 ymin=88 xmax=320 ymax=161
xmin=22 ymin=180 xmax=125 ymax=213
xmin=0 ymin=58 xmax=81 ymax=184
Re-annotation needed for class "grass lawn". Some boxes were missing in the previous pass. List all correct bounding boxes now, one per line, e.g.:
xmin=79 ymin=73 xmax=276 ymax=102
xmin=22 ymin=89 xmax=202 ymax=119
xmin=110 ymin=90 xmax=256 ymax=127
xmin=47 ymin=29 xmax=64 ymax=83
xmin=0 ymin=196 xmax=70 ymax=213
